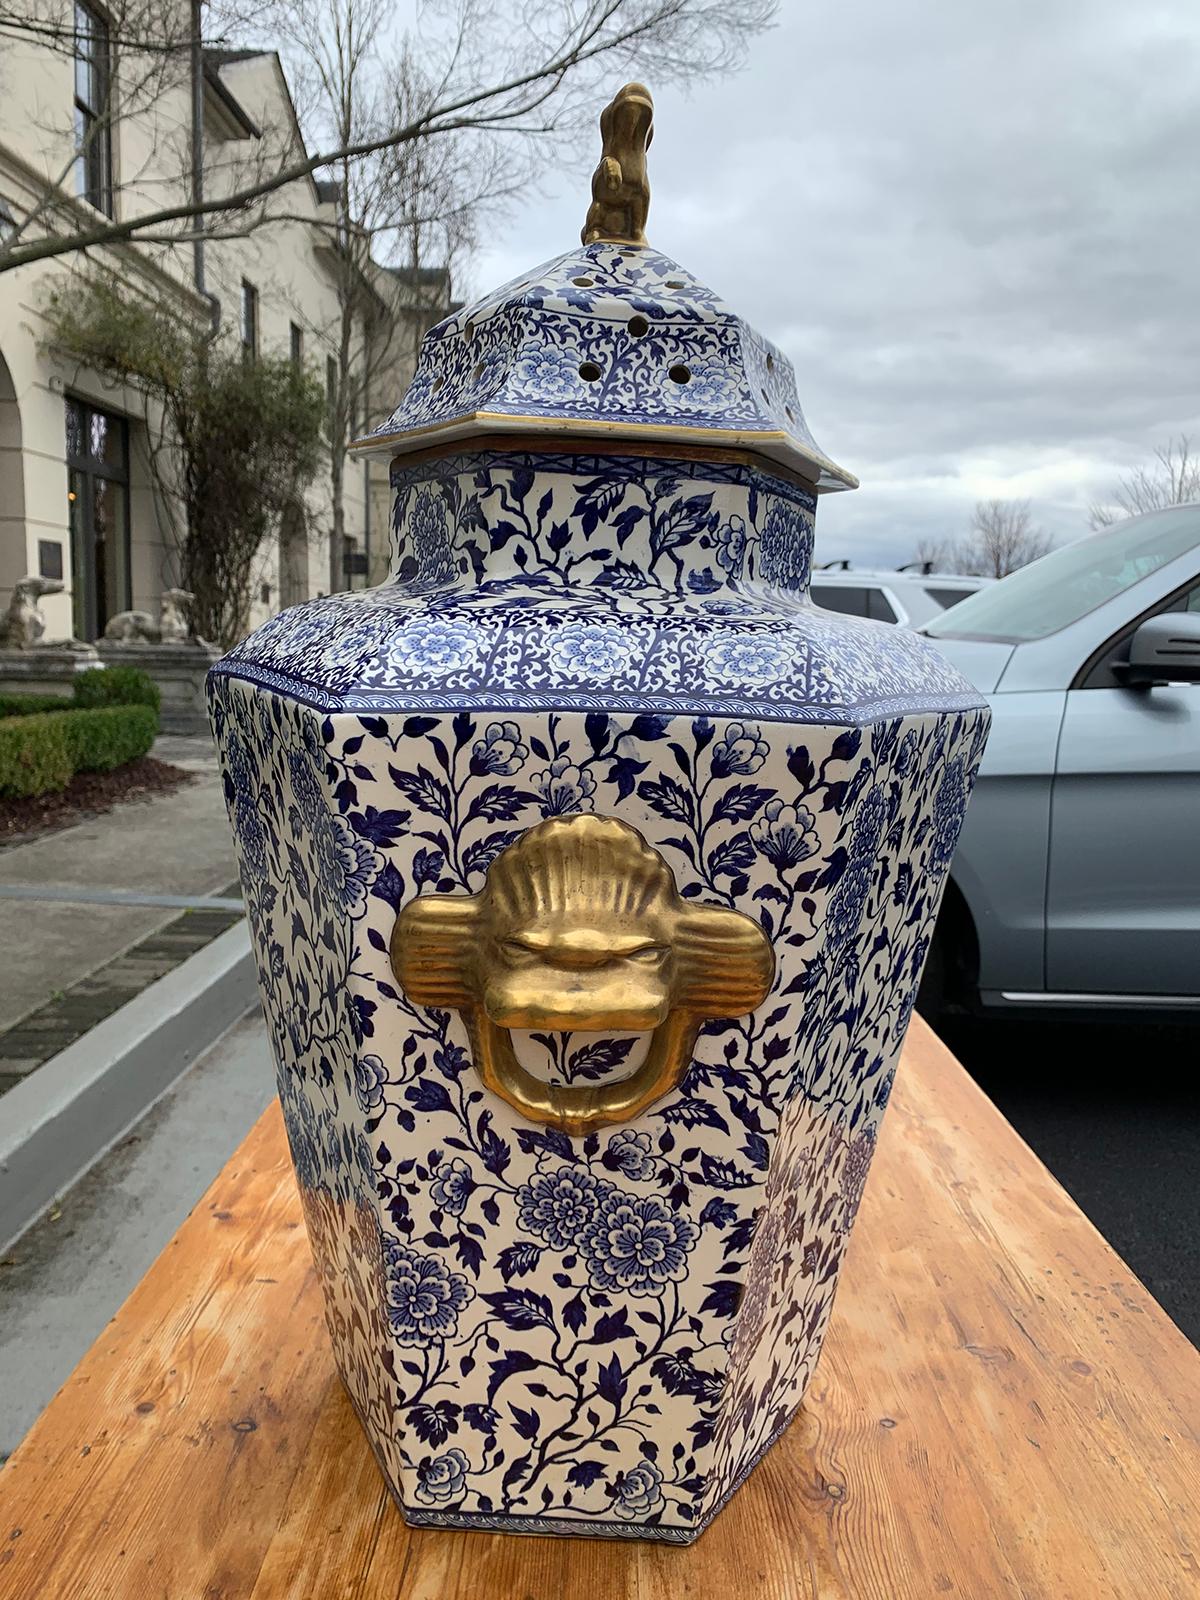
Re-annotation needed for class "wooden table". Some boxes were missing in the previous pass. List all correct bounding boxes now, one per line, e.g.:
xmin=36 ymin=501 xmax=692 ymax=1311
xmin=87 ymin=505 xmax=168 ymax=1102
xmin=2 ymin=1016 xmax=1198 ymax=1598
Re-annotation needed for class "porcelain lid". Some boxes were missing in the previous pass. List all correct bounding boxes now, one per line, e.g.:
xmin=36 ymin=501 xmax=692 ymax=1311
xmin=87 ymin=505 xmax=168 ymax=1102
xmin=352 ymin=86 xmax=856 ymax=493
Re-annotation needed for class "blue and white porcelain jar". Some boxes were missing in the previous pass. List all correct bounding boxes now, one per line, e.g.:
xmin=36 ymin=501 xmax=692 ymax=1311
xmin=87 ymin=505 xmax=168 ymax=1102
xmin=209 ymin=84 xmax=988 ymax=1545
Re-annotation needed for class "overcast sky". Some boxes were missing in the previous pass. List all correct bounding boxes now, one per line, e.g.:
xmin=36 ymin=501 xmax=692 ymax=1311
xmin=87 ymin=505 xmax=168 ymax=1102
xmin=469 ymin=0 xmax=1200 ymax=569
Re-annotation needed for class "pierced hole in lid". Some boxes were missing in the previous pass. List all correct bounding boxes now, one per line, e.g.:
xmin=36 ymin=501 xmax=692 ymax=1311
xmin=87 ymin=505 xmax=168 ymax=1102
xmin=431 ymin=376 xmax=444 ymax=393
xmin=578 ymin=361 xmax=602 ymax=382
xmin=627 ymin=314 xmax=649 ymax=338
xmin=472 ymin=361 xmax=485 ymax=381
xmin=668 ymin=363 xmax=691 ymax=384
xmin=766 ymin=352 xmax=775 ymax=373
xmin=785 ymin=404 xmax=795 ymax=421
xmin=572 ymin=276 xmax=594 ymax=287
xmin=760 ymin=388 xmax=769 ymax=402
xmin=665 ymin=279 xmax=685 ymax=289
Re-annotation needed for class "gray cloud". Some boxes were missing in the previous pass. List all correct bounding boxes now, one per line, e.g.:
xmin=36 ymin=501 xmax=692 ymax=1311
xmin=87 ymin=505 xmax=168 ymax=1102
xmin=471 ymin=0 xmax=1200 ymax=567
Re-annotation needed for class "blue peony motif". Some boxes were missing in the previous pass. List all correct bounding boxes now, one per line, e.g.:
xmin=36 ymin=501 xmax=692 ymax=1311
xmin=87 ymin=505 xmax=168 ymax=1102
xmin=840 ymin=1128 xmax=877 ymax=1233
xmin=407 ymin=489 xmax=456 ymax=582
xmin=707 ymin=635 xmax=793 ymax=685
xmin=827 ymin=856 xmax=873 ymax=948
xmin=605 ymin=1129 xmax=656 ymax=1182
xmin=470 ymin=720 xmax=528 ymax=776
xmin=851 ymin=786 xmax=888 ymax=858
xmin=930 ymin=755 xmax=968 ymax=873
xmin=389 ymin=620 xmax=481 ymax=678
xmin=383 ymin=1241 xmax=474 ymax=1346
xmin=415 ymin=1447 xmax=470 ymax=1505
xmin=234 ymin=796 xmax=269 ymax=880
xmin=315 ymin=814 xmax=380 ymax=915
xmin=714 ymin=515 xmax=747 ymax=579
xmin=548 ymin=624 xmax=637 ymax=681
xmin=516 ymin=1165 xmax=611 ymax=1250
xmin=531 ymin=756 xmax=596 ymax=815
xmin=353 ymin=1052 xmax=386 ymax=1112
xmin=711 ymin=720 xmax=767 ymax=777
xmin=287 ymin=749 xmax=325 ymax=825
xmin=757 ymin=500 xmax=811 ymax=591
xmin=580 ymin=1189 xmax=699 ymax=1297
xmin=750 ymin=799 xmax=820 ymax=870
xmin=225 ymin=731 xmax=255 ymax=796
xmin=895 ymin=729 xmax=920 ymax=778
xmin=510 ymin=341 xmax=583 ymax=401
xmin=613 ymin=1459 xmax=665 ymax=1520
xmin=430 ymin=1156 xmax=474 ymax=1217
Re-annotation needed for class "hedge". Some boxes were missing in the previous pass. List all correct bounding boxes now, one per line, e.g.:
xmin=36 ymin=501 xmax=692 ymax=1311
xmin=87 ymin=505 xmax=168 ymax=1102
xmin=0 ymin=704 xmax=159 ymax=799
xmin=0 ymin=692 xmax=75 ymax=718
xmin=0 ymin=667 xmax=160 ymax=721
xmin=73 ymin=665 xmax=161 ymax=714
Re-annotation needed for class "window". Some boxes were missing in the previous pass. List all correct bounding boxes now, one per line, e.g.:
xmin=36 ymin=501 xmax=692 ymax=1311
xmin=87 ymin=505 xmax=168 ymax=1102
xmin=810 ymin=583 xmax=899 ymax=624
xmin=289 ymin=322 xmax=303 ymax=365
xmin=65 ymin=396 xmax=130 ymax=641
xmin=325 ymin=354 xmax=337 ymax=419
xmin=74 ymin=0 xmax=113 ymax=216
xmin=925 ymin=585 xmax=979 ymax=611
xmin=927 ymin=506 xmax=1200 ymax=644
xmin=240 ymin=280 xmax=258 ymax=357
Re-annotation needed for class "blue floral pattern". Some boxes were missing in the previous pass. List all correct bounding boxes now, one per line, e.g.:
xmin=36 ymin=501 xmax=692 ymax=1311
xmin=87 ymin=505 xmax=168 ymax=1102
xmin=358 ymin=243 xmax=854 ymax=493
xmin=212 ymin=668 xmax=987 ymax=1541
xmin=211 ymin=274 xmax=988 ymax=1539
xmin=214 ymin=452 xmax=980 ymax=729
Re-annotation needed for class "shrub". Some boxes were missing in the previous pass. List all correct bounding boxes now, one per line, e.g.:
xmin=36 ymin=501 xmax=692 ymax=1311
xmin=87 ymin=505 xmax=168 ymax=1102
xmin=0 ymin=713 xmax=73 ymax=797
xmin=74 ymin=665 xmax=161 ymax=714
xmin=0 ymin=704 xmax=159 ymax=798
xmin=0 ymin=693 xmax=74 ymax=718
xmin=64 ymin=704 xmax=158 ymax=772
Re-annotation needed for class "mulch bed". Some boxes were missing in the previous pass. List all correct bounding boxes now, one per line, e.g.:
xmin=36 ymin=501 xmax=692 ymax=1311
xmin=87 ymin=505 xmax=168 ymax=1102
xmin=0 ymin=758 xmax=197 ymax=846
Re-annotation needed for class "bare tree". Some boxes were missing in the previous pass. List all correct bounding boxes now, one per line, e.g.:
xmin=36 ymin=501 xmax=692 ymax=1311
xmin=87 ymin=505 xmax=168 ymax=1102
xmin=0 ymin=0 xmax=775 ymax=274
xmin=954 ymin=500 xmax=1052 ymax=579
xmin=1089 ymin=435 xmax=1200 ymax=530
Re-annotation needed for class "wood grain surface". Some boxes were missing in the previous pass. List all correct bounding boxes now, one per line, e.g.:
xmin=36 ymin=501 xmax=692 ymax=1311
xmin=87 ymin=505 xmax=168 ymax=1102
xmin=2 ymin=1015 xmax=1197 ymax=1598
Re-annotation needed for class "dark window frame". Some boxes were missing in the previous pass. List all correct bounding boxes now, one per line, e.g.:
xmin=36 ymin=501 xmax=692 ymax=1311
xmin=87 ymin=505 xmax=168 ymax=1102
xmin=241 ymin=279 xmax=259 ymax=358
xmin=65 ymin=394 xmax=131 ymax=640
xmin=74 ymin=0 xmax=114 ymax=216
xmin=289 ymin=321 xmax=303 ymax=365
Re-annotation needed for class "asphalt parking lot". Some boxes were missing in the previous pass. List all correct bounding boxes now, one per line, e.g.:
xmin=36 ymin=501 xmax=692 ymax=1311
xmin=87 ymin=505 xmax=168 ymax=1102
xmin=938 ymin=1013 xmax=1200 ymax=1347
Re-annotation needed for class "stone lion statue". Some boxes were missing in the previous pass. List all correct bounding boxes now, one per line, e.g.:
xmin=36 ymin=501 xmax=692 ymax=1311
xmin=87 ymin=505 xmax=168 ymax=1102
xmin=0 ymin=575 xmax=63 ymax=649
xmin=104 ymin=588 xmax=197 ymax=646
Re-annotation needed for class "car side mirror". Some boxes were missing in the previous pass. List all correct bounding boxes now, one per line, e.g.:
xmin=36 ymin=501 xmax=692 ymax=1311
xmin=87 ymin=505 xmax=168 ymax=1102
xmin=1115 ymin=611 xmax=1200 ymax=686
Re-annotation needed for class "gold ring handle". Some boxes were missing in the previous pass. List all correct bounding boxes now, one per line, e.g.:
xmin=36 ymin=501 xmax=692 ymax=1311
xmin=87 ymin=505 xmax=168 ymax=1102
xmin=390 ymin=814 xmax=774 ymax=1137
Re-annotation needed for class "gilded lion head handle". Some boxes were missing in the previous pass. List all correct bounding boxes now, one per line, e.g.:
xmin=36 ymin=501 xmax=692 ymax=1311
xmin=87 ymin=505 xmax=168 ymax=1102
xmin=391 ymin=814 xmax=774 ymax=1136
xmin=581 ymin=82 xmax=654 ymax=248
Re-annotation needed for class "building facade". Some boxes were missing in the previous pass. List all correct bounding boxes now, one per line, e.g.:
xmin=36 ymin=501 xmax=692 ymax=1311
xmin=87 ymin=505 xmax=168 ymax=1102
xmin=0 ymin=10 xmax=449 ymax=645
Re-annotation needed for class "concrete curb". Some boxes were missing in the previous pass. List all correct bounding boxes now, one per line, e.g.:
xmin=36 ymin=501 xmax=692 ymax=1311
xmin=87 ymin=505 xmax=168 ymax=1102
xmin=0 ymin=921 xmax=258 ymax=1253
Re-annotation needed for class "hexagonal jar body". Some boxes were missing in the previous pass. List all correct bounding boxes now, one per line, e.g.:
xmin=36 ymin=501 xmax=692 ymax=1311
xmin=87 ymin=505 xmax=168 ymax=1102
xmin=209 ymin=243 xmax=988 ymax=1544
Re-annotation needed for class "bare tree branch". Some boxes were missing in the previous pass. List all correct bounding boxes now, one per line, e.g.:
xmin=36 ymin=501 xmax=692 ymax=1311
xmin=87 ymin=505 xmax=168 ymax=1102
xmin=1089 ymin=435 xmax=1200 ymax=529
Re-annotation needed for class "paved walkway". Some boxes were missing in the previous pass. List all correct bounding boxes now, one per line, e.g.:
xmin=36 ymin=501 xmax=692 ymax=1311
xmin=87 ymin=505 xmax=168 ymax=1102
xmin=0 ymin=1013 xmax=274 ymax=1460
xmin=0 ymin=734 xmax=241 ymax=1092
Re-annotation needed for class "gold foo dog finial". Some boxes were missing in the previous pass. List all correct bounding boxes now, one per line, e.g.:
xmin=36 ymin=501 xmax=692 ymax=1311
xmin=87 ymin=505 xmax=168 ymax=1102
xmin=391 ymin=814 xmax=774 ymax=1136
xmin=581 ymin=82 xmax=654 ymax=247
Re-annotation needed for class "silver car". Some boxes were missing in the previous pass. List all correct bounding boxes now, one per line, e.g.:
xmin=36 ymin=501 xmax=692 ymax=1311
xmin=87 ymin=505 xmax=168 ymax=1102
xmin=918 ymin=505 xmax=1200 ymax=1014
xmin=810 ymin=566 xmax=989 ymax=627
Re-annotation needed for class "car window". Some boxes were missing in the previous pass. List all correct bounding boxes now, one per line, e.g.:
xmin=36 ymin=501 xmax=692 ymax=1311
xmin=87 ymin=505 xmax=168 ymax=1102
xmin=1076 ymin=576 xmax=1200 ymax=689
xmin=925 ymin=505 xmax=1200 ymax=643
xmin=811 ymin=583 xmax=868 ymax=618
xmin=925 ymin=585 xmax=977 ymax=610
xmin=811 ymin=584 xmax=900 ymax=623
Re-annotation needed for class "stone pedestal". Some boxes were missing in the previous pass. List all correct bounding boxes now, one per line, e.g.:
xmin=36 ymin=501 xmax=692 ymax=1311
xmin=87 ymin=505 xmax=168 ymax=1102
xmin=97 ymin=642 xmax=221 ymax=736
xmin=0 ymin=649 xmax=101 ymax=700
